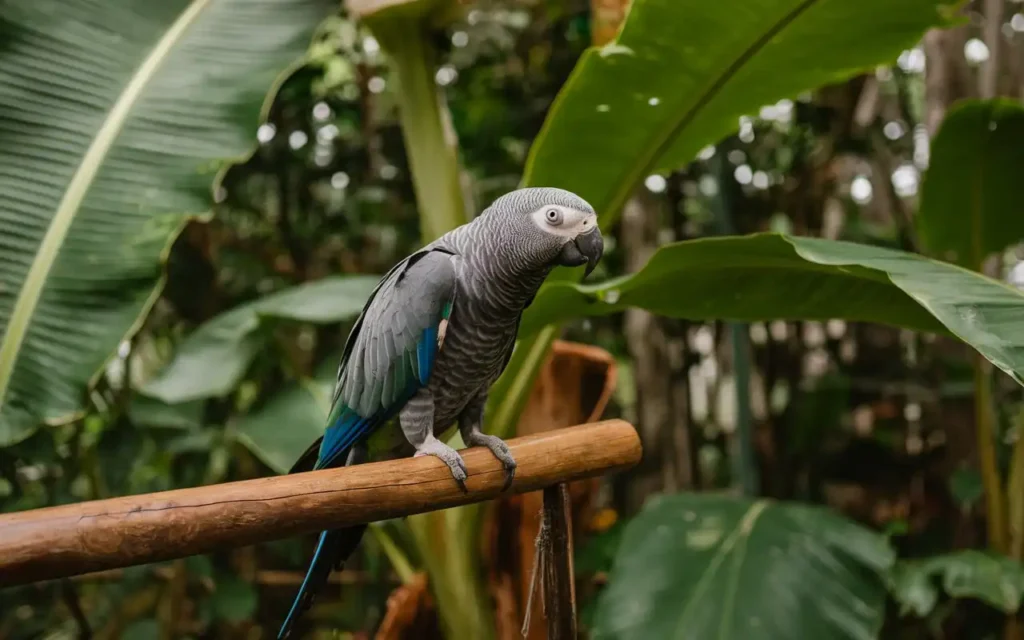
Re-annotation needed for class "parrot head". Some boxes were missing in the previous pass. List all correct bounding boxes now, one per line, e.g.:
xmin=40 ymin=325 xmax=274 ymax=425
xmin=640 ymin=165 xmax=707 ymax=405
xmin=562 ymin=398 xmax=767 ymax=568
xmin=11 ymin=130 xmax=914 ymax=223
xmin=482 ymin=187 xmax=604 ymax=279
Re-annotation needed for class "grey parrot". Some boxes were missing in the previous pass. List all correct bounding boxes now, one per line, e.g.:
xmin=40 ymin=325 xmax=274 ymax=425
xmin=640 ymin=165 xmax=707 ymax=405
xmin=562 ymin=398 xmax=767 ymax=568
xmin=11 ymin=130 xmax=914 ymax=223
xmin=278 ymin=187 xmax=603 ymax=638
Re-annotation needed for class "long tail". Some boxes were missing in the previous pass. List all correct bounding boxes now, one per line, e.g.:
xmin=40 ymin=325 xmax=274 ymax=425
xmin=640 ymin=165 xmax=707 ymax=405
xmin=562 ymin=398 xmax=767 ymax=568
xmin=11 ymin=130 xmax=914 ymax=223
xmin=277 ymin=524 xmax=366 ymax=639
xmin=277 ymin=439 xmax=366 ymax=640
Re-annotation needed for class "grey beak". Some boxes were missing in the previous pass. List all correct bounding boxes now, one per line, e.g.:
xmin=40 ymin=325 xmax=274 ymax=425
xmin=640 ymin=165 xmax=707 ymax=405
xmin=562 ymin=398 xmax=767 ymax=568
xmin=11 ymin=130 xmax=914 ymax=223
xmin=555 ymin=226 xmax=604 ymax=277
xmin=575 ymin=227 xmax=604 ymax=279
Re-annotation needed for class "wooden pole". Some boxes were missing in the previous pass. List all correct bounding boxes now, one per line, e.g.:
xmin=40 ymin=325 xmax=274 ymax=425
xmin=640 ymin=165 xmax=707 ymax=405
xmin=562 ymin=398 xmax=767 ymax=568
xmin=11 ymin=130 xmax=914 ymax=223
xmin=0 ymin=420 xmax=639 ymax=587
xmin=542 ymin=483 xmax=577 ymax=640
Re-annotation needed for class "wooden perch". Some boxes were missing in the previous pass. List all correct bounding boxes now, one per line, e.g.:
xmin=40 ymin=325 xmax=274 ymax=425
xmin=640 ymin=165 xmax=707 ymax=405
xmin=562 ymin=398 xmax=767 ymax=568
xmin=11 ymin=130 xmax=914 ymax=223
xmin=0 ymin=420 xmax=639 ymax=588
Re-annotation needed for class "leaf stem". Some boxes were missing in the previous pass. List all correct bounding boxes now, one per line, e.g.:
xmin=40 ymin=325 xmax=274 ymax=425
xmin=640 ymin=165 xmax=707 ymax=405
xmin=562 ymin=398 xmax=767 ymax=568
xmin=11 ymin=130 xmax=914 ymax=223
xmin=709 ymin=144 xmax=758 ymax=496
xmin=373 ymin=18 xmax=467 ymax=243
xmin=728 ymin=322 xmax=758 ymax=495
xmin=975 ymin=353 xmax=1008 ymax=553
xmin=1005 ymin=408 xmax=1024 ymax=640
xmin=1008 ymin=408 xmax=1024 ymax=561
xmin=369 ymin=523 xmax=416 ymax=585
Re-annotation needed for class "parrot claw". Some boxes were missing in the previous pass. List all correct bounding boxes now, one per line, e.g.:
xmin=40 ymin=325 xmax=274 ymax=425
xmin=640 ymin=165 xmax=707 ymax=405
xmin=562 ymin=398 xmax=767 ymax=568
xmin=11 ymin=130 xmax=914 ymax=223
xmin=465 ymin=432 xmax=517 ymax=492
xmin=501 ymin=465 xmax=516 ymax=492
xmin=415 ymin=439 xmax=469 ymax=493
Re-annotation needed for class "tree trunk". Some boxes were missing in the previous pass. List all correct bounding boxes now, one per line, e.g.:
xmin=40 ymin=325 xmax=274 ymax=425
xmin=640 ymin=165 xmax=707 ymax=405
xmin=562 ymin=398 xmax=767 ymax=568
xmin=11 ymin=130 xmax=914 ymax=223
xmin=621 ymin=190 xmax=695 ymax=512
xmin=923 ymin=24 xmax=976 ymax=137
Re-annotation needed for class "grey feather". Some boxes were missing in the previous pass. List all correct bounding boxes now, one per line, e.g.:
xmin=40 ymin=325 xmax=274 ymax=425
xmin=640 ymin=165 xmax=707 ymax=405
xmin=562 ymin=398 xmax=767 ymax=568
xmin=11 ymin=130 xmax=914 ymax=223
xmin=335 ymin=249 xmax=458 ymax=418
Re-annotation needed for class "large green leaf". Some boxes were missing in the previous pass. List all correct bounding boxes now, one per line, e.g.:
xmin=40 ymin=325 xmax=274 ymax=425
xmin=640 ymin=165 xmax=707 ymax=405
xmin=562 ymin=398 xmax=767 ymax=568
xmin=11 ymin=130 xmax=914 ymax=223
xmin=0 ymin=0 xmax=336 ymax=446
xmin=142 ymin=276 xmax=377 ymax=404
xmin=888 ymin=550 xmax=1024 ymax=617
xmin=592 ymin=493 xmax=894 ymax=640
xmin=232 ymin=357 xmax=336 ymax=474
xmin=917 ymin=99 xmax=1024 ymax=270
xmin=522 ymin=234 xmax=1024 ymax=386
xmin=522 ymin=0 xmax=959 ymax=224
xmin=128 ymin=395 xmax=204 ymax=431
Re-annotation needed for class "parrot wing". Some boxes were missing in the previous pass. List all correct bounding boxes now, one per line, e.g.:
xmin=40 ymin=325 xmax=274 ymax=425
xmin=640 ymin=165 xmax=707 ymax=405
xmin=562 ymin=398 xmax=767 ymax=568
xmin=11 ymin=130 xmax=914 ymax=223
xmin=311 ymin=247 xmax=458 ymax=471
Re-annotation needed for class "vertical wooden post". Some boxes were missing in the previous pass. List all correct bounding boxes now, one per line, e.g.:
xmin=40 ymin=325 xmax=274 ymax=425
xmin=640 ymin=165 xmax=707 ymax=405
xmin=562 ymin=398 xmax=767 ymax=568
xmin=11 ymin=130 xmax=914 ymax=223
xmin=542 ymin=483 xmax=577 ymax=639
xmin=501 ymin=341 xmax=616 ymax=640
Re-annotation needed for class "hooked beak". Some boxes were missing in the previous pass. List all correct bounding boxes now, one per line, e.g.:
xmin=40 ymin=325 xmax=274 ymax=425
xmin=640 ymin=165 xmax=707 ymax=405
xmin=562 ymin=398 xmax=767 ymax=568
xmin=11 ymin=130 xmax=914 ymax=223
xmin=556 ymin=226 xmax=604 ymax=279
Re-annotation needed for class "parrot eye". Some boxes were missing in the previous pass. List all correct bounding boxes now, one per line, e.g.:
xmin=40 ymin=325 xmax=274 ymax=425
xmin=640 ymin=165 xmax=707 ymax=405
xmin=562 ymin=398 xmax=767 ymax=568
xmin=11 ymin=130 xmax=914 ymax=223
xmin=544 ymin=208 xmax=563 ymax=226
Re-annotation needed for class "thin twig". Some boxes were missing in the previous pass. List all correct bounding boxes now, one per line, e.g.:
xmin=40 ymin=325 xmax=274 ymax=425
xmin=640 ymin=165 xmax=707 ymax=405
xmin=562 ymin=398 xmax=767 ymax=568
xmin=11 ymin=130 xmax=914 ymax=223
xmin=521 ymin=505 xmax=550 ymax=638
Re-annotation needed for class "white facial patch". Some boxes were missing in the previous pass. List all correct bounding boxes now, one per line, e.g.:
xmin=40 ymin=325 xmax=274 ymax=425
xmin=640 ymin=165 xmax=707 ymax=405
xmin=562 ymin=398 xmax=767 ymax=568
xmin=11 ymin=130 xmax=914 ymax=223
xmin=529 ymin=205 xmax=597 ymax=239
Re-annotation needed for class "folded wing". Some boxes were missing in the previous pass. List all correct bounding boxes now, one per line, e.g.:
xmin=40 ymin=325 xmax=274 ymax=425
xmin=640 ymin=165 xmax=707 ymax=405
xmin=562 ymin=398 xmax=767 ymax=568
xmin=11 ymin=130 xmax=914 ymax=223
xmin=313 ymin=248 xmax=458 ymax=470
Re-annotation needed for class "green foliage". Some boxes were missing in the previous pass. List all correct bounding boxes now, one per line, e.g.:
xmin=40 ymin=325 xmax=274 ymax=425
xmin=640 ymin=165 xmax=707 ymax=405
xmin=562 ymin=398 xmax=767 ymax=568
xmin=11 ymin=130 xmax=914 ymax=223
xmin=918 ymin=99 xmax=1024 ymax=269
xmin=524 ymin=233 xmax=1024 ymax=385
xmin=889 ymin=551 xmax=1024 ymax=617
xmin=0 ymin=0 xmax=337 ymax=447
xmin=128 ymin=395 xmax=205 ymax=431
xmin=234 ymin=357 xmax=337 ymax=473
xmin=592 ymin=494 xmax=895 ymax=640
xmin=123 ymin=619 xmax=161 ymax=640
xmin=522 ymin=0 xmax=959 ymax=224
xmin=525 ymin=234 xmax=939 ymax=332
xmin=4 ymin=0 xmax=1024 ymax=637
xmin=949 ymin=468 xmax=986 ymax=510
xmin=212 ymin=574 xmax=259 ymax=622
xmin=143 ymin=276 xmax=377 ymax=404
xmin=592 ymin=503 xmax=1024 ymax=638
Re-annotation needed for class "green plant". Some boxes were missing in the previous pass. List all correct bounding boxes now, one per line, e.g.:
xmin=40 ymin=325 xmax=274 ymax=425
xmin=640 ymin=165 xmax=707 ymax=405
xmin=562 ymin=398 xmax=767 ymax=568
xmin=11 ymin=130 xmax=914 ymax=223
xmin=142 ymin=276 xmax=377 ymax=404
xmin=0 ymin=0 xmax=338 ymax=446
xmin=589 ymin=496 xmax=1024 ymax=639
xmin=592 ymin=494 xmax=896 ymax=639
xmin=8 ymin=0 xmax=1024 ymax=637
xmin=914 ymin=98 xmax=1024 ymax=634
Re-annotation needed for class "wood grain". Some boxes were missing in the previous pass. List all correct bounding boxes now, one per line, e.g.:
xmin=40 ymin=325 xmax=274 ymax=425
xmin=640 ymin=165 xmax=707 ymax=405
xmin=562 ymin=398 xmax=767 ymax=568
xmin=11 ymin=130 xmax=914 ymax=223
xmin=0 ymin=420 xmax=639 ymax=587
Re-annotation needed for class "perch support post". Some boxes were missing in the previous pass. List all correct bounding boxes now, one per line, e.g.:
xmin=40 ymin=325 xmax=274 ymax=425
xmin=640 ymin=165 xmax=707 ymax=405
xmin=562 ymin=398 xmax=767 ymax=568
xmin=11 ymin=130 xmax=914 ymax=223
xmin=542 ymin=483 xmax=577 ymax=640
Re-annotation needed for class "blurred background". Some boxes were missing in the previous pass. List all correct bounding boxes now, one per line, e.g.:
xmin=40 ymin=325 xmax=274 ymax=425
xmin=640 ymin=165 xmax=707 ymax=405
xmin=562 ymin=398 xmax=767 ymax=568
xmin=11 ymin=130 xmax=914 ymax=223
xmin=3 ymin=0 xmax=1024 ymax=638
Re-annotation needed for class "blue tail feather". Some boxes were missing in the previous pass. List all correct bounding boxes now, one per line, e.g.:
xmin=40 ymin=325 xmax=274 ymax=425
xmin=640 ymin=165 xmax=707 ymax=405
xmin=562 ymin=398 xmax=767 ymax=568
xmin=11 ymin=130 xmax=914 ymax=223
xmin=277 ymin=525 xmax=367 ymax=639
xmin=278 ymin=530 xmax=332 ymax=639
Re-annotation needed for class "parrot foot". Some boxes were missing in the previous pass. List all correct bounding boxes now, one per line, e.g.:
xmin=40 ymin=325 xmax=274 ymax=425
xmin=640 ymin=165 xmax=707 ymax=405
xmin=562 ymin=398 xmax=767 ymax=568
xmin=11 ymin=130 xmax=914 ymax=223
xmin=414 ymin=439 xmax=469 ymax=492
xmin=465 ymin=432 xmax=517 ymax=491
